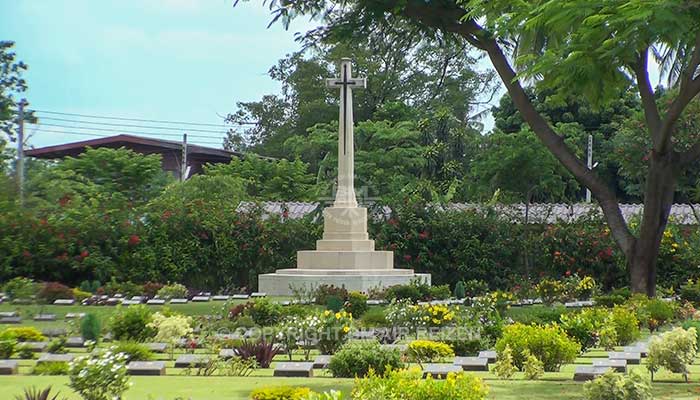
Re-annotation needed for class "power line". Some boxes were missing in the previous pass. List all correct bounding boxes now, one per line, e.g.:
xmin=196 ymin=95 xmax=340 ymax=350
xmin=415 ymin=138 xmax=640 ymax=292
xmin=37 ymin=116 xmax=232 ymax=134
xmin=29 ymin=122 xmax=233 ymax=140
xmin=27 ymin=128 xmax=226 ymax=146
xmin=30 ymin=109 xmax=258 ymax=126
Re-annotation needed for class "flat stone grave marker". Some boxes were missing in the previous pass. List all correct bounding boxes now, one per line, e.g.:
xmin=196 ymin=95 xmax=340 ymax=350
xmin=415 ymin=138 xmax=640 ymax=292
xmin=146 ymin=299 xmax=166 ymax=305
xmin=174 ymin=354 xmax=209 ymax=368
xmin=232 ymin=294 xmax=250 ymax=300
xmin=313 ymin=355 xmax=331 ymax=369
xmin=99 ymin=295 xmax=109 ymax=300
xmin=177 ymin=338 xmax=201 ymax=348
xmin=273 ymin=362 xmax=314 ymax=377
xmin=127 ymin=361 xmax=166 ymax=376
xmin=65 ymin=313 xmax=85 ymax=319
xmin=170 ymin=298 xmax=188 ymax=304
xmin=578 ymin=300 xmax=595 ymax=307
xmin=422 ymin=363 xmax=462 ymax=379
xmin=114 ymin=294 xmax=124 ymax=298
xmin=279 ymin=300 xmax=292 ymax=306
xmin=200 ymin=292 xmax=212 ymax=296
xmin=592 ymin=359 xmax=627 ymax=373
xmin=623 ymin=343 xmax=649 ymax=357
xmin=42 ymin=328 xmax=67 ymax=337
xmin=574 ymin=366 xmax=611 ymax=381
xmin=121 ymin=299 xmax=141 ymax=305
xmin=478 ymin=351 xmax=497 ymax=363
xmin=251 ymin=292 xmax=267 ymax=298
xmin=212 ymin=295 xmax=231 ymax=301
xmin=131 ymin=296 xmax=145 ymax=302
xmin=0 ymin=360 xmax=19 ymax=375
xmin=66 ymin=337 xmax=85 ymax=348
xmin=33 ymin=314 xmax=56 ymax=322
xmin=351 ymin=330 xmax=375 ymax=340
xmin=0 ymin=311 xmax=18 ymax=318
xmin=608 ymin=351 xmax=641 ymax=365
xmin=0 ymin=316 xmax=20 ymax=324
xmin=380 ymin=344 xmax=407 ymax=353
xmin=38 ymin=354 xmax=74 ymax=364
xmin=453 ymin=356 xmax=489 ymax=371
xmin=191 ymin=296 xmax=210 ymax=302
xmin=219 ymin=349 xmax=236 ymax=360
xmin=105 ymin=298 xmax=122 ymax=306
xmin=53 ymin=299 xmax=75 ymax=305
xmin=366 ymin=299 xmax=386 ymax=306
xmin=20 ymin=342 xmax=49 ymax=352
xmin=103 ymin=333 xmax=113 ymax=342
xmin=145 ymin=343 xmax=167 ymax=353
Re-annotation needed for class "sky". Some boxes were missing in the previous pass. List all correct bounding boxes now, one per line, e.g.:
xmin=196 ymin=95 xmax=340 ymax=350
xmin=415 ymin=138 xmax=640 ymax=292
xmin=1 ymin=0 xmax=317 ymax=148
xmin=2 ymin=1 xmax=663 ymax=151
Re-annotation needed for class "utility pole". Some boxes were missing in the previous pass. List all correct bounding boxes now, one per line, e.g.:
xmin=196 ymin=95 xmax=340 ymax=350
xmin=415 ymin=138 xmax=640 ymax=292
xmin=181 ymin=133 xmax=188 ymax=182
xmin=585 ymin=133 xmax=593 ymax=203
xmin=17 ymin=99 xmax=27 ymax=204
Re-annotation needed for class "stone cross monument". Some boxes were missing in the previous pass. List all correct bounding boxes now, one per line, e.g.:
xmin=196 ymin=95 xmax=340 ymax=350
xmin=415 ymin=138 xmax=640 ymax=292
xmin=258 ymin=58 xmax=430 ymax=295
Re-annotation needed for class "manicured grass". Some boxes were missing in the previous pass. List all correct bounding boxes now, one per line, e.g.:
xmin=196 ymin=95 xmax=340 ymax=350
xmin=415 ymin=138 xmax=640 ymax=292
xmin=3 ymin=375 xmax=700 ymax=400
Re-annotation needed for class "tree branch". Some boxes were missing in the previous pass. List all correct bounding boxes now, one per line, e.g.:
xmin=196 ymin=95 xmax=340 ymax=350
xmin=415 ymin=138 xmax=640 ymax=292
xmin=659 ymin=33 xmax=700 ymax=152
xmin=633 ymin=50 xmax=662 ymax=145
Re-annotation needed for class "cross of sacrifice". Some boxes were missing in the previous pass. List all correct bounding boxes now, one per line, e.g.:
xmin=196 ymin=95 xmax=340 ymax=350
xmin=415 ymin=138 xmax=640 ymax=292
xmin=326 ymin=58 xmax=366 ymax=155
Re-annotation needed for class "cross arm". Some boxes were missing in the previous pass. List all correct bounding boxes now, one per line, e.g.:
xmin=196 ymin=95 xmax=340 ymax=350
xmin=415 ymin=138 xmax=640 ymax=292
xmin=325 ymin=78 xmax=367 ymax=89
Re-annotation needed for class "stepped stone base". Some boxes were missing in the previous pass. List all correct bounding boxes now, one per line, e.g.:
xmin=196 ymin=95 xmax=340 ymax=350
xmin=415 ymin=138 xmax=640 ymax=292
xmin=258 ymin=270 xmax=431 ymax=296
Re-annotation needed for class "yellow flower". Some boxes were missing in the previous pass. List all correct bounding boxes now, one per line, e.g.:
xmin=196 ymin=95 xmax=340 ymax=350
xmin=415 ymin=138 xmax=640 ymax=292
xmin=335 ymin=312 xmax=341 ymax=319
xmin=343 ymin=326 xmax=350 ymax=333
xmin=324 ymin=310 xmax=331 ymax=316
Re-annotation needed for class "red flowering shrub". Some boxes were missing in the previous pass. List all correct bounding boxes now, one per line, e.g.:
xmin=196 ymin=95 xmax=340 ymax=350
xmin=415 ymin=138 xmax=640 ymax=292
xmin=38 ymin=282 xmax=75 ymax=303
xmin=142 ymin=282 xmax=164 ymax=298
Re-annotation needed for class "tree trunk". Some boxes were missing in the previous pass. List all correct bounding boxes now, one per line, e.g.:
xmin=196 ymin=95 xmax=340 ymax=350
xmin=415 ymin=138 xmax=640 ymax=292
xmin=629 ymin=151 xmax=678 ymax=296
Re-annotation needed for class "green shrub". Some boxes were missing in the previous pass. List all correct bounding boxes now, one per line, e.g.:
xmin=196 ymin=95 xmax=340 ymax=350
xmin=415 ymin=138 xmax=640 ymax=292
xmin=454 ymin=281 xmax=466 ymax=299
xmin=156 ymin=283 xmax=188 ymax=299
xmin=506 ymin=306 xmax=568 ymax=325
xmin=17 ymin=345 xmax=35 ymax=359
xmin=441 ymin=338 xmax=485 ymax=357
xmin=32 ymin=362 xmax=69 ymax=375
xmin=680 ymin=279 xmax=700 ymax=304
xmin=352 ymin=367 xmax=489 ymax=400
xmin=495 ymin=323 xmax=580 ymax=372
xmin=584 ymin=370 xmax=652 ymax=400
xmin=3 ymin=277 xmax=39 ymax=300
xmin=80 ymin=313 xmax=101 ymax=342
xmin=647 ymin=327 xmax=697 ymax=381
xmin=68 ymin=348 xmax=130 ymax=400
xmin=328 ymin=341 xmax=403 ymax=378
xmin=47 ymin=337 xmax=67 ymax=354
xmin=325 ymin=295 xmax=344 ymax=313
xmin=344 ymin=291 xmax=369 ymax=317
xmin=592 ymin=294 xmax=627 ymax=308
xmin=314 ymin=285 xmax=348 ymax=306
xmin=493 ymin=345 xmax=516 ymax=380
xmin=386 ymin=284 xmax=422 ymax=302
xmin=406 ymin=340 xmax=454 ymax=364
xmin=681 ymin=320 xmax=700 ymax=346
xmin=110 ymin=305 xmax=156 ymax=342
xmin=104 ymin=280 xmax=143 ymax=297
xmin=359 ymin=307 xmax=386 ymax=328
xmin=12 ymin=386 xmax=66 ymax=400
xmin=0 ymin=339 xmax=16 ymax=358
xmin=429 ymin=285 xmax=452 ymax=300
xmin=609 ymin=306 xmax=640 ymax=346
xmin=522 ymin=350 xmax=544 ymax=380
xmin=0 ymin=327 xmax=46 ymax=342
xmin=559 ymin=308 xmax=606 ymax=350
xmin=113 ymin=341 xmax=154 ymax=362
xmin=79 ymin=280 xmax=102 ymax=294
xmin=535 ymin=279 xmax=565 ymax=305
xmin=633 ymin=298 xmax=676 ymax=332
xmin=250 ymin=386 xmax=311 ymax=400
xmin=72 ymin=288 xmax=91 ymax=303
xmin=462 ymin=279 xmax=489 ymax=297
xmin=249 ymin=298 xmax=282 ymax=327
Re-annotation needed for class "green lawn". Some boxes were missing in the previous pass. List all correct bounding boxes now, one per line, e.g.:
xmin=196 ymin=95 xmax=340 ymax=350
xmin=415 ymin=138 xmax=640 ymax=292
xmin=3 ymin=375 xmax=700 ymax=400
xmin=4 ymin=302 xmax=700 ymax=399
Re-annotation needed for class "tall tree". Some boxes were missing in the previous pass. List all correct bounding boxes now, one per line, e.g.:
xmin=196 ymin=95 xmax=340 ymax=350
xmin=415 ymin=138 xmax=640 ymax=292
xmin=0 ymin=41 xmax=28 ymax=139
xmin=225 ymin=30 xmax=497 ymax=158
xmin=241 ymin=0 xmax=700 ymax=295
